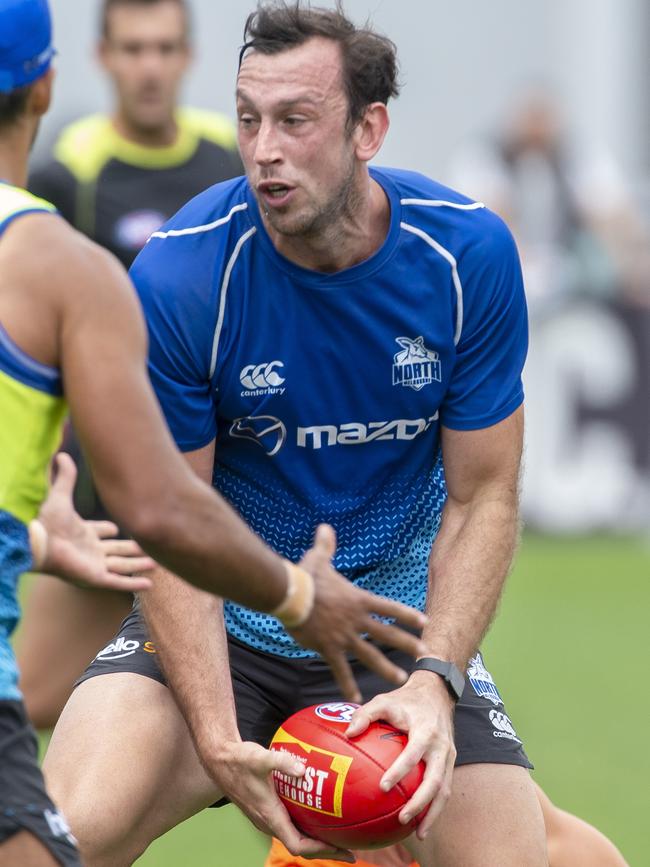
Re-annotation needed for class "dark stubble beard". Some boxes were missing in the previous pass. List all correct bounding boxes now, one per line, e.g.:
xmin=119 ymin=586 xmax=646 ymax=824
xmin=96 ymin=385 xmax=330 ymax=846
xmin=263 ymin=150 xmax=360 ymax=246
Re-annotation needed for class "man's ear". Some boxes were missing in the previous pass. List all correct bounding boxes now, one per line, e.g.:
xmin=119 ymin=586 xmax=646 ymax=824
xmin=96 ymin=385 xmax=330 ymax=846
xmin=29 ymin=67 xmax=55 ymax=117
xmin=352 ymin=102 xmax=390 ymax=164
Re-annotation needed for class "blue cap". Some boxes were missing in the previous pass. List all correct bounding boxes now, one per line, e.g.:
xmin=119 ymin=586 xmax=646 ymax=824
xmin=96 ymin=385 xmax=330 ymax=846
xmin=0 ymin=0 xmax=55 ymax=93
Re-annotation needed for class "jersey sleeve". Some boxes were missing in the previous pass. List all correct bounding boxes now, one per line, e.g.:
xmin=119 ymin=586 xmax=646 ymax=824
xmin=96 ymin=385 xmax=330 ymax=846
xmin=440 ymin=212 xmax=528 ymax=430
xmin=129 ymin=237 xmax=218 ymax=452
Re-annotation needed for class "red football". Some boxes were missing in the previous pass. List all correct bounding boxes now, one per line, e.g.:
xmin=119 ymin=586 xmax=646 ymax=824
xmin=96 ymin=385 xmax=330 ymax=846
xmin=270 ymin=702 xmax=425 ymax=849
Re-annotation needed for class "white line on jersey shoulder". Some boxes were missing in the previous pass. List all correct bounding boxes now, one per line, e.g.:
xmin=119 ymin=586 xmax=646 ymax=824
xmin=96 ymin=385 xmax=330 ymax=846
xmin=209 ymin=226 xmax=257 ymax=378
xmin=400 ymin=221 xmax=464 ymax=346
xmin=148 ymin=202 xmax=248 ymax=240
xmin=400 ymin=198 xmax=485 ymax=210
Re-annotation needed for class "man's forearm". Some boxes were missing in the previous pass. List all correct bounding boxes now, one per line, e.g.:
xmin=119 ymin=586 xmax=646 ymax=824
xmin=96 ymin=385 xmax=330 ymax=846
xmin=422 ymin=490 xmax=519 ymax=670
xmin=138 ymin=567 xmax=240 ymax=762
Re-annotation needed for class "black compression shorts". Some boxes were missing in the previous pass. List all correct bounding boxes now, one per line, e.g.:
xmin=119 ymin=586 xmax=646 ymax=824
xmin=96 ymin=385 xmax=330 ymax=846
xmin=77 ymin=604 xmax=533 ymax=783
xmin=0 ymin=701 xmax=81 ymax=866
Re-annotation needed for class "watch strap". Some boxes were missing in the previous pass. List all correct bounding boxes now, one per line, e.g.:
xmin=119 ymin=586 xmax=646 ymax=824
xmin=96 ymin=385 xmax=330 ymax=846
xmin=412 ymin=657 xmax=465 ymax=701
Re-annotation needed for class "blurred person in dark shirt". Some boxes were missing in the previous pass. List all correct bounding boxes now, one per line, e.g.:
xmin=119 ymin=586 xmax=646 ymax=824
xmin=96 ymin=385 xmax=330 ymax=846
xmin=448 ymin=88 xmax=649 ymax=315
xmin=30 ymin=0 xmax=242 ymax=268
xmin=20 ymin=0 xmax=244 ymax=729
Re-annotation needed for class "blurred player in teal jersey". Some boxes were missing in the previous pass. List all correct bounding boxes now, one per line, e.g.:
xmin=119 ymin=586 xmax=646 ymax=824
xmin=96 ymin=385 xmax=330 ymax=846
xmin=21 ymin=0 xmax=247 ymax=729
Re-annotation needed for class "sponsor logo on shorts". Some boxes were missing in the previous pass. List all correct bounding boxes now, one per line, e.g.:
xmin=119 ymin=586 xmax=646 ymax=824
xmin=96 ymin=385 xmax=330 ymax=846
xmin=467 ymin=653 xmax=503 ymax=706
xmin=392 ymin=336 xmax=442 ymax=391
xmin=489 ymin=710 xmax=521 ymax=742
xmin=314 ymin=702 xmax=359 ymax=723
xmin=239 ymin=360 xmax=286 ymax=396
xmin=44 ymin=808 xmax=77 ymax=846
xmin=95 ymin=636 xmax=140 ymax=661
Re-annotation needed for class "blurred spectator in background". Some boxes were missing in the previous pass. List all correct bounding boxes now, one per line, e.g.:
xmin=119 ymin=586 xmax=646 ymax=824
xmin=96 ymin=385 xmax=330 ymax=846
xmin=29 ymin=0 xmax=242 ymax=268
xmin=448 ymin=87 xmax=650 ymax=315
xmin=19 ymin=0 xmax=243 ymax=729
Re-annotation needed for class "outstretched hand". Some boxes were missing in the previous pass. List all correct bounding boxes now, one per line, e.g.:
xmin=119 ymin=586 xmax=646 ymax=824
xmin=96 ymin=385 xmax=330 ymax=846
xmin=34 ymin=453 xmax=154 ymax=591
xmin=289 ymin=525 xmax=427 ymax=702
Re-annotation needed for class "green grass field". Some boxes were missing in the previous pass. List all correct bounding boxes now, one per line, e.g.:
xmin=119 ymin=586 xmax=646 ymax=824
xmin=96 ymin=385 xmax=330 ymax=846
xmin=27 ymin=534 xmax=649 ymax=865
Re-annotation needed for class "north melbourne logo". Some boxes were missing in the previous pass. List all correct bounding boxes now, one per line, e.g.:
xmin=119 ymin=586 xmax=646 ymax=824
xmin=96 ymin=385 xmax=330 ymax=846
xmin=240 ymin=361 xmax=285 ymax=396
xmin=467 ymin=653 xmax=503 ymax=706
xmin=392 ymin=336 xmax=441 ymax=390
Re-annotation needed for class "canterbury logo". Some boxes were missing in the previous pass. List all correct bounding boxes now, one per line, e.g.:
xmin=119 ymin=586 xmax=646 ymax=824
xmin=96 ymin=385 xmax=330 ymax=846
xmin=240 ymin=360 xmax=285 ymax=392
xmin=489 ymin=710 xmax=520 ymax=741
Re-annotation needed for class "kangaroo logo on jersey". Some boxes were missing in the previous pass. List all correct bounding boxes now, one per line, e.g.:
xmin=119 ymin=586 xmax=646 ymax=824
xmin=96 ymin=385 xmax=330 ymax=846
xmin=392 ymin=336 xmax=441 ymax=390
xmin=240 ymin=361 xmax=286 ymax=396
xmin=230 ymin=415 xmax=286 ymax=456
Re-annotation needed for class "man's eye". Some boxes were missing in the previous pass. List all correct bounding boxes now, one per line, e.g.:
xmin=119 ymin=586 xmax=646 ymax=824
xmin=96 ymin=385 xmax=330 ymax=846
xmin=284 ymin=116 xmax=305 ymax=127
xmin=121 ymin=43 xmax=143 ymax=57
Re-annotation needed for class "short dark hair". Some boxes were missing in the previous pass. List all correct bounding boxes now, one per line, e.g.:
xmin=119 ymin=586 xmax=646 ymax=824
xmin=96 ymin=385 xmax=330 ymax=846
xmin=0 ymin=84 xmax=33 ymax=131
xmin=101 ymin=0 xmax=191 ymax=39
xmin=240 ymin=2 xmax=400 ymax=125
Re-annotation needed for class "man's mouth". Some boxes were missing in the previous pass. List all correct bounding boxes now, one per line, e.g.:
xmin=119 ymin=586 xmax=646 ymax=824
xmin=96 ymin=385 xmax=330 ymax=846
xmin=258 ymin=182 xmax=294 ymax=208
xmin=265 ymin=184 xmax=289 ymax=198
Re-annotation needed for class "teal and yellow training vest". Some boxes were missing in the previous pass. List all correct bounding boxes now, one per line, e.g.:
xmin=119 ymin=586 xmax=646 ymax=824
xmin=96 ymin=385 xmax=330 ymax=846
xmin=0 ymin=181 xmax=66 ymax=700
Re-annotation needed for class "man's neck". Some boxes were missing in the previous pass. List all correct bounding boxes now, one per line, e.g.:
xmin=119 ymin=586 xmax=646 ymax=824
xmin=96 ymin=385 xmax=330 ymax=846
xmin=0 ymin=123 xmax=31 ymax=189
xmin=268 ymin=175 xmax=391 ymax=273
xmin=111 ymin=110 xmax=178 ymax=148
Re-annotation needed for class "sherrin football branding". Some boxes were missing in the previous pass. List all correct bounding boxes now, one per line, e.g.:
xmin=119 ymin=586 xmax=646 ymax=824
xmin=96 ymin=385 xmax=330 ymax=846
xmin=314 ymin=702 xmax=359 ymax=723
xmin=272 ymin=726 xmax=353 ymax=817
xmin=271 ymin=703 xmax=426 ymax=848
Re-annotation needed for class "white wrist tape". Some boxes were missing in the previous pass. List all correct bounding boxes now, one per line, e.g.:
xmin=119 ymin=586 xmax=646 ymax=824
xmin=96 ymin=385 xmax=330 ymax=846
xmin=271 ymin=562 xmax=316 ymax=628
xmin=28 ymin=519 xmax=49 ymax=571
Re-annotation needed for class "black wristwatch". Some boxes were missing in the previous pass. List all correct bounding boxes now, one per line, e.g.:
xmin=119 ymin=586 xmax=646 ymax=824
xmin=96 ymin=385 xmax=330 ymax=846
xmin=411 ymin=657 xmax=465 ymax=702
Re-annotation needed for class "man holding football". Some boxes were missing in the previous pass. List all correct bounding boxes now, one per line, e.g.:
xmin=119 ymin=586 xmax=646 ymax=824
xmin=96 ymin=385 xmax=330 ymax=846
xmin=44 ymin=3 xmax=546 ymax=865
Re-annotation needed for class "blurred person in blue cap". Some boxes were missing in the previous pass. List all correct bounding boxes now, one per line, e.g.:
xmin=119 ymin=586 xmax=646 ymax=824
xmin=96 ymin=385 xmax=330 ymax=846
xmin=0 ymin=0 xmax=55 ymax=94
xmin=19 ymin=0 xmax=248 ymax=732
xmin=0 ymin=1 xmax=429 ymax=863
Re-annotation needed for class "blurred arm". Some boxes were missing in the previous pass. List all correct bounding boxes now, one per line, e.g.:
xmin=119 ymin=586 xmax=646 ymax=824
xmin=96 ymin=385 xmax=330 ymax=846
xmin=7 ymin=212 xmax=290 ymax=611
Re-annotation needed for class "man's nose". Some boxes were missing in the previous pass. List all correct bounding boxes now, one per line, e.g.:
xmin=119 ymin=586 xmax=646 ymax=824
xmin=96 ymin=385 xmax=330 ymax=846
xmin=254 ymin=120 xmax=282 ymax=166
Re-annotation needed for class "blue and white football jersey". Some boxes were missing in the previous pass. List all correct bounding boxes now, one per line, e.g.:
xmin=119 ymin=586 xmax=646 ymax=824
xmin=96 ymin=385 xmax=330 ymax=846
xmin=132 ymin=167 xmax=527 ymax=656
